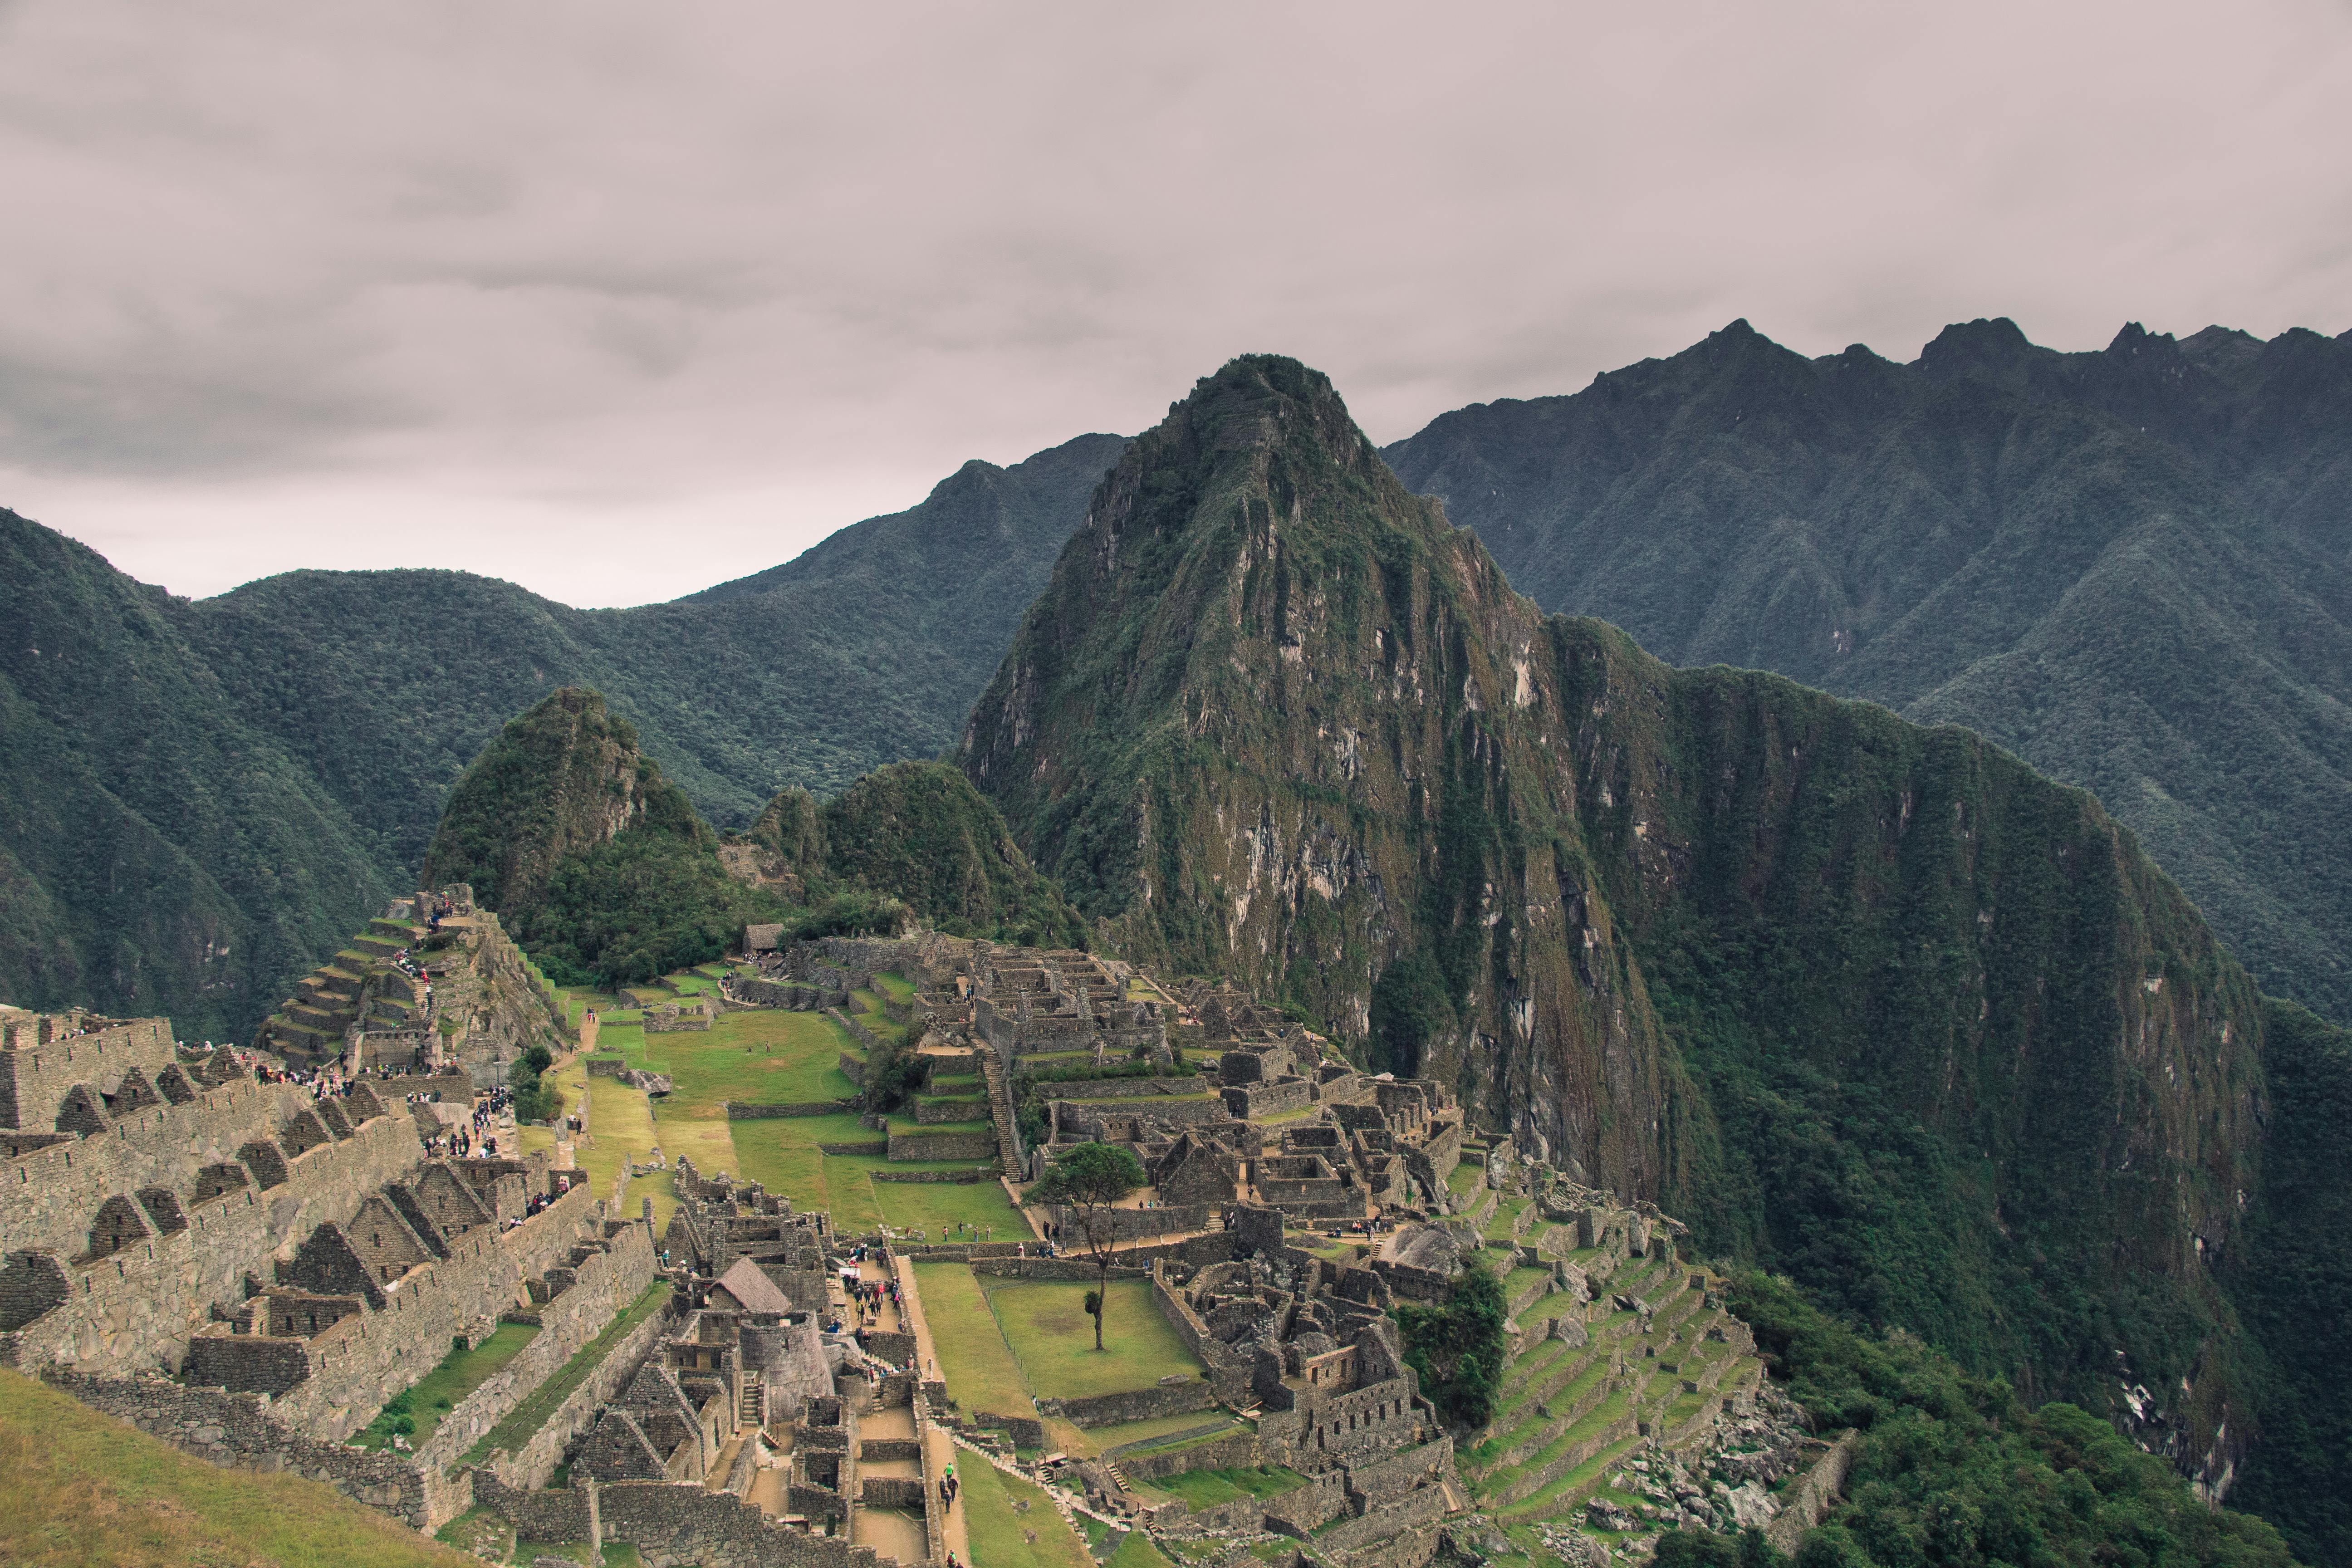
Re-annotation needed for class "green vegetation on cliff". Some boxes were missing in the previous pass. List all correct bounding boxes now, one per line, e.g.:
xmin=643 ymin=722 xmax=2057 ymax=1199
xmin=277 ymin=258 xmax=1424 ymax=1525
xmin=1383 ymin=319 xmax=2352 ymax=1029
xmin=958 ymin=354 xmax=2351 ymax=1545
xmin=424 ymin=689 xmax=782 ymax=987
xmin=425 ymin=695 xmax=1076 ymax=988
xmin=738 ymin=762 xmax=1085 ymax=947
xmin=1669 ymin=1272 xmax=2293 ymax=1568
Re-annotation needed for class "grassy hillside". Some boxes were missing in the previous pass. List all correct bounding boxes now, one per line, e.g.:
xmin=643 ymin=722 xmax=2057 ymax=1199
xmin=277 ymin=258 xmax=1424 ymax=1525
xmin=1383 ymin=318 xmax=2352 ymax=1027
xmin=0 ymin=1368 xmax=473 ymax=1568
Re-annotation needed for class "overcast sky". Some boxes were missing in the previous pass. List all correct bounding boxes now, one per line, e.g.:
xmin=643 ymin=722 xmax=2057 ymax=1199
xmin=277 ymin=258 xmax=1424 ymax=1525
xmin=2 ymin=2 xmax=2347 ymax=607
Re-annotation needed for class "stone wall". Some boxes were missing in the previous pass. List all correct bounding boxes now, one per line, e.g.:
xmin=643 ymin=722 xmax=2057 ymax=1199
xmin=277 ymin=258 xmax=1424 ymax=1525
xmin=4 ymin=1104 xmax=423 ymax=1379
xmin=1220 ymin=1078 xmax=1313 ymax=1119
xmin=489 ymin=1284 xmax=679 ymax=1490
xmin=0 ymin=1015 xmax=176 ymax=1132
xmin=726 ymin=1100 xmax=860 ymax=1119
xmin=972 ymin=1257 xmax=1151 ymax=1283
xmin=1764 ymin=1431 xmax=1861 ymax=1554
xmin=1040 ymin=1204 xmax=1209 ymax=1245
xmin=2 ymin=1073 xmax=406 ymax=1262
xmin=190 ymin=1179 xmax=609 ymax=1441
xmin=1151 ymin=1262 xmax=1255 ymax=1405
xmin=48 ymin=1368 xmax=471 ymax=1530
xmin=886 ymin=1129 xmax=996 ymax=1162
xmin=1043 ymin=1380 xmax=1216 ymax=1429
xmin=416 ymin=1218 xmax=658 ymax=1473
xmin=598 ymin=1478 xmax=887 ymax=1568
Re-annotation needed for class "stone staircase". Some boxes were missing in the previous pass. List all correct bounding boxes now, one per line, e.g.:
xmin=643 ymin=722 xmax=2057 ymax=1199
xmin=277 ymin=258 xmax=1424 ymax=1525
xmin=741 ymin=1374 xmax=766 ymax=1429
xmin=255 ymin=916 xmax=427 ymax=1066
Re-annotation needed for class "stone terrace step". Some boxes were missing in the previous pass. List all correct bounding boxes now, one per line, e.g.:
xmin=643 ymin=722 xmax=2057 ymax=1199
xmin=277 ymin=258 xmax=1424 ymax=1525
xmin=1471 ymin=1357 xmax=1614 ymax=1480
xmin=1481 ymin=1387 xmax=1637 ymax=1509
xmin=1495 ymin=1432 xmax=1645 ymax=1524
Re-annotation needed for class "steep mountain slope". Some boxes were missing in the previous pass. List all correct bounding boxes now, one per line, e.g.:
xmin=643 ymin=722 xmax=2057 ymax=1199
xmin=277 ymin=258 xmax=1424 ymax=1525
xmin=420 ymin=687 xmax=767 ymax=986
xmin=1381 ymin=319 xmax=2352 ymax=1024
xmin=0 ymin=513 xmax=394 ymax=1043
xmin=422 ymin=692 xmax=1077 ymax=984
xmin=961 ymin=355 xmax=2350 ymax=1544
xmin=0 ymin=433 xmax=1121 ymax=1035
xmin=735 ymin=762 xmax=1086 ymax=947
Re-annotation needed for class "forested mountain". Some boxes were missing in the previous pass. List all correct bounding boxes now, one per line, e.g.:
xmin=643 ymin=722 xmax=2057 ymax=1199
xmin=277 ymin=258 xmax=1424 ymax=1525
xmin=0 ymin=432 xmax=1122 ymax=1037
xmin=960 ymin=355 xmax=2352 ymax=1559
xmin=1382 ymin=318 xmax=2352 ymax=1024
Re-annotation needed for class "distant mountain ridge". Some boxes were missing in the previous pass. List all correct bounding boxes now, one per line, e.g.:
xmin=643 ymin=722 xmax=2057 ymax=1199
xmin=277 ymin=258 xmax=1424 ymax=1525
xmin=1382 ymin=317 xmax=2352 ymax=1023
xmin=0 ymin=431 xmax=1123 ymax=1038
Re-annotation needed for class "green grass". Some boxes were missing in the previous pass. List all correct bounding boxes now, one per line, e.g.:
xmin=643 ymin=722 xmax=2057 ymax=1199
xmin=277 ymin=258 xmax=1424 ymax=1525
xmin=1484 ymin=1195 xmax=1532 ymax=1241
xmin=873 ymin=970 xmax=916 ymax=1003
xmin=979 ymin=1277 xmax=1205 ymax=1400
xmin=1146 ymin=1466 xmax=1307 ymax=1509
xmin=663 ymin=1008 xmax=859 ymax=1109
xmin=913 ymin=1264 xmax=1033 ymax=1417
xmin=353 ymin=1322 xmax=539 ymax=1450
xmin=1082 ymin=1411 xmax=1243 ymax=1455
xmin=961 ymin=1448 xmax=1096 ymax=1568
xmin=1502 ymin=1266 xmax=1553 ymax=1303
xmin=466 ymin=1282 xmax=671 ymax=1463
xmin=0 ymin=1367 xmax=476 ymax=1567
xmin=1495 ymin=1435 xmax=1644 ymax=1521
xmin=1447 ymin=1161 xmax=1485 ymax=1196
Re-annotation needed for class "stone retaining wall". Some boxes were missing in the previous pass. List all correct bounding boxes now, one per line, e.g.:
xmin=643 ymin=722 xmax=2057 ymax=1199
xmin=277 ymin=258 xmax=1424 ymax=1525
xmin=48 ymin=1367 xmax=470 ymax=1530
xmin=914 ymin=1097 xmax=991 ymax=1125
xmin=886 ymin=1129 xmax=997 ymax=1161
xmin=1042 ymin=1380 xmax=1216 ymax=1428
xmin=872 ymin=1168 xmax=988 ymax=1184
xmin=727 ymin=1100 xmax=861 ymax=1119
xmin=6 ymin=1104 xmax=424 ymax=1380
xmin=1765 ymin=1431 xmax=1860 ymax=1553
xmin=488 ymin=1284 xmax=678 ymax=1489
xmin=972 ymin=1257 xmax=1152 ymax=1282
xmin=417 ymin=1217 xmax=658 ymax=1473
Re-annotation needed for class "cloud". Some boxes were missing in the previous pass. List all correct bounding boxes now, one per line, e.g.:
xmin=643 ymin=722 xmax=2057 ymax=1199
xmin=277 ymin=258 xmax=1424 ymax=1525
xmin=0 ymin=0 xmax=2346 ymax=604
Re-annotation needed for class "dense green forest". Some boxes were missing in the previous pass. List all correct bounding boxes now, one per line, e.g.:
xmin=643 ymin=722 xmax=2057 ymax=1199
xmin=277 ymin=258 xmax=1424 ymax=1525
xmin=766 ymin=761 xmax=1088 ymax=948
xmin=1660 ymin=1272 xmax=2296 ymax=1568
xmin=419 ymin=691 xmax=1074 ymax=989
xmin=0 ymin=432 xmax=1120 ymax=1036
xmin=1383 ymin=318 xmax=2352 ymax=1026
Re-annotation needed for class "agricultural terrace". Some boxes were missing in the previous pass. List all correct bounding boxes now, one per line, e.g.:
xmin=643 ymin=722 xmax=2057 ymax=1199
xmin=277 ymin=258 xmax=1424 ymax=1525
xmin=528 ymin=965 xmax=1019 ymax=1240
xmin=912 ymin=1263 xmax=1210 ymax=1455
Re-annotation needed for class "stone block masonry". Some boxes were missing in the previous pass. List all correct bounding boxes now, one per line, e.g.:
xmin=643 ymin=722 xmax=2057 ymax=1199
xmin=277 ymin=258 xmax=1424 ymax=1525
xmin=2 ymin=1097 xmax=422 ymax=1378
xmin=487 ymin=1289 xmax=678 ymax=1490
xmin=886 ymin=1129 xmax=997 ymax=1161
xmin=232 ymin=1180 xmax=613 ymax=1441
xmin=49 ymin=1367 xmax=472 ymax=1531
xmin=0 ymin=1014 xmax=178 ymax=1127
xmin=415 ymin=1215 xmax=658 ymax=1473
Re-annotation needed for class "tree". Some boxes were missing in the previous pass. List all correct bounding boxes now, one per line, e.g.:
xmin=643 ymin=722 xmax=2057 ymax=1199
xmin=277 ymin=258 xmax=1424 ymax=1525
xmin=1391 ymin=1255 xmax=1506 ymax=1429
xmin=1031 ymin=1142 xmax=1147 ymax=1350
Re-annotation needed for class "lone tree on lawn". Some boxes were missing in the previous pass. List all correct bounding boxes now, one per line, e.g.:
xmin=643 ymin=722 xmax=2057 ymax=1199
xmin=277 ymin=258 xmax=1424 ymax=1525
xmin=1031 ymin=1141 xmax=1146 ymax=1351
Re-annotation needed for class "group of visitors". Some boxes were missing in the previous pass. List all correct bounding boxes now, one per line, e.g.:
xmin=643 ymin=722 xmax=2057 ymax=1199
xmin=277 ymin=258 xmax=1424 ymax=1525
xmin=846 ymin=1274 xmax=898 ymax=1328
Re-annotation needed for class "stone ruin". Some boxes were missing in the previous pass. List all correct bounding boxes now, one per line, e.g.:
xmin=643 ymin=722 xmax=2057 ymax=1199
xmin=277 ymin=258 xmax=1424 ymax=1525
xmin=252 ymin=887 xmax=568 ymax=1091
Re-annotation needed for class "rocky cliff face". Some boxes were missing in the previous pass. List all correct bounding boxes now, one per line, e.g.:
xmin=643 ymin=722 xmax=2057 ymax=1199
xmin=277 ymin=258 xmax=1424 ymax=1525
xmin=420 ymin=687 xmax=659 ymax=921
xmin=960 ymin=355 xmax=2291 ymax=1492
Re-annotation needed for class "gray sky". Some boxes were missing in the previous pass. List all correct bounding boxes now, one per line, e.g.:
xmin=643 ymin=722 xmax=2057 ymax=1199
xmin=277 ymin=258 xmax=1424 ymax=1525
xmin=3 ymin=1 xmax=2347 ymax=608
